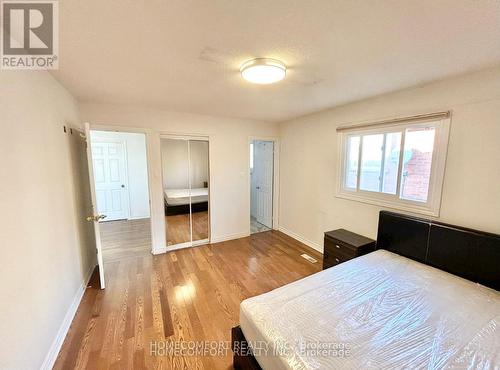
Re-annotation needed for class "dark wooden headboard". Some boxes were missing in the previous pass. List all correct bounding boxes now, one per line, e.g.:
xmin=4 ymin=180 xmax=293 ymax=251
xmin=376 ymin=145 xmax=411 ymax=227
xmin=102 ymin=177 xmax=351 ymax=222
xmin=376 ymin=211 xmax=500 ymax=291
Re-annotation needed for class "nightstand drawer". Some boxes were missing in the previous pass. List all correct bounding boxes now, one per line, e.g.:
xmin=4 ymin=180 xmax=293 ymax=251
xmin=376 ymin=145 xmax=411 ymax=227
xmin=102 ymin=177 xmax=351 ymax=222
xmin=322 ymin=229 xmax=376 ymax=270
xmin=324 ymin=237 xmax=357 ymax=258
xmin=323 ymin=251 xmax=351 ymax=269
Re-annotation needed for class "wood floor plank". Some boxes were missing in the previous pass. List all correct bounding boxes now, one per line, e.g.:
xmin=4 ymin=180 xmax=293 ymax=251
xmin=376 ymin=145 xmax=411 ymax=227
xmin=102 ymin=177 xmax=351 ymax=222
xmin=166 ymin=211 xmax=208 ymax=246
xmin=100 ymin=219 xmax=152 ymax=262
xmin=54 ymin=231 xmax=322 ymax=369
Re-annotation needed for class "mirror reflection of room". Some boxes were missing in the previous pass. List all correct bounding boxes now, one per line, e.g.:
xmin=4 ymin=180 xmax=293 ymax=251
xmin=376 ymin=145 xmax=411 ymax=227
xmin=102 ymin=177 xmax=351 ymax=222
xmin=161 ymin=138 xmax=209 ymax=247
xmin=189 ymin=140 xmax=210 ymax=244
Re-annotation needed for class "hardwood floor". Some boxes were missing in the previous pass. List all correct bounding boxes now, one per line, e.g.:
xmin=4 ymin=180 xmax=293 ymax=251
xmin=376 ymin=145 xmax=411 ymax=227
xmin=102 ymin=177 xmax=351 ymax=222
xmin=166 ymin=211 xmax=209 ymax=246
xmin=100 ymin=218 xmax=152 ymax=262
xmin=54 ymin=231 xmax=322 ymax=370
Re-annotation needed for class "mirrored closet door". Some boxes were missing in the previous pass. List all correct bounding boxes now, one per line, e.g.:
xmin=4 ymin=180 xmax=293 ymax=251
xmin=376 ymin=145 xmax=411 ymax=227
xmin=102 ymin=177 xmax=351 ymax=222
xmin=189 ymin=140 xmax=210 ymax=244
xmin=161 ymin=137 xmax=210 ymax=250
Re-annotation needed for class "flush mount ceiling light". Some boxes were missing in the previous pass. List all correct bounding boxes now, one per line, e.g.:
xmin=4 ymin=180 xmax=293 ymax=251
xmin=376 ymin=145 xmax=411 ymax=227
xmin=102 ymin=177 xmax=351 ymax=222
xmin=240 ymin=58 xmax=286 ymax=84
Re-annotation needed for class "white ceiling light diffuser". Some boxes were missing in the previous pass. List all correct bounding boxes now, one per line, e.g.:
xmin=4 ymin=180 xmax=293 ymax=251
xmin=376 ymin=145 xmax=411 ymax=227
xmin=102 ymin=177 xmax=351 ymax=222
xmin=240 ymin=58 xmax=286 ymax=84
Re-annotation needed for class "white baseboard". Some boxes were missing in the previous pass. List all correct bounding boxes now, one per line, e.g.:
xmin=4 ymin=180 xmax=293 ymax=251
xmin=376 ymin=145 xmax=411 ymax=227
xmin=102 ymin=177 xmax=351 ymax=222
xmin=152 ymin=245 xmax=167 ymax=255
xmin=128 ymin=215 xmax=151 ymax=221
xmin=40 ymin=264 xmax=96 ymax=370
xmin=278 ymin=227 xmax=323 ymax=253
xmin=151 ymin=232 xmax=249 ymax=254
xmin=211 ymin=231 xmax=250 ymax=244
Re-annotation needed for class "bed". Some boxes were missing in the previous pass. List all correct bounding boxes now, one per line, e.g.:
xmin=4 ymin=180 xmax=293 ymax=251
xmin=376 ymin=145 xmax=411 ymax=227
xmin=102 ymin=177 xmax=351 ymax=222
xmin=164 ymin=187 xmax=208 ymax=215
xmin=232 ymin=211 xmax=500 ymax=370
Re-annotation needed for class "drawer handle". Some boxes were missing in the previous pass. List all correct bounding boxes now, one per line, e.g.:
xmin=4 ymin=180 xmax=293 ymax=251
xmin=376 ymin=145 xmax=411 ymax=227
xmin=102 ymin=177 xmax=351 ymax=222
xmin=335 ymin=258 xmax=340 ymax=263
xmin=335 ymin=245 xmax=341 ymax=249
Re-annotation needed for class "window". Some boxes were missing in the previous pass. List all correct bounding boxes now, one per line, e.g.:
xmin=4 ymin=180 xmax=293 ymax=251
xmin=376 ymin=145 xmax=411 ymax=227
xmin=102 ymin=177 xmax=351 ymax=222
xmin=336 ymin=114 xmax=450 ymax=216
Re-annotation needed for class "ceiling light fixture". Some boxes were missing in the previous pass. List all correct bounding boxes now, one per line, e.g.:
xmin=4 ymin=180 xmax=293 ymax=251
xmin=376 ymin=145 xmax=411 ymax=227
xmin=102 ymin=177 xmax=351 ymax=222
xmin=240 ymin=58 xmax=286 ymax=84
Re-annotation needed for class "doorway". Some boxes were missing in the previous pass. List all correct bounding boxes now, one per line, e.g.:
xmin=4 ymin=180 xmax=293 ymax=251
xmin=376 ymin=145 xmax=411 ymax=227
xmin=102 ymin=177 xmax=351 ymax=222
xmin=85 ymin=127 xmax=153 ymax=288
xmin=250 ymin=140 xmax=274 ymax=234
xmin=161 ymin=136 xmax=210 ymax=250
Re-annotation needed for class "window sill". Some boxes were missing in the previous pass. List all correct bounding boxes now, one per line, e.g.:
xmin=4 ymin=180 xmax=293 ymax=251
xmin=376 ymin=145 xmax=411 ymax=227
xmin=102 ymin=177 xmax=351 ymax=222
xmin=335 ymin=191 xmax=440 ymax=217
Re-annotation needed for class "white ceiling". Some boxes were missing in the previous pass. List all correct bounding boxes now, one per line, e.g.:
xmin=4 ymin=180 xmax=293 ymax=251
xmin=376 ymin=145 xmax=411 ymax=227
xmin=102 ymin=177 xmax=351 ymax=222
xmin=53 ymin=0 xmax=500 ymax=122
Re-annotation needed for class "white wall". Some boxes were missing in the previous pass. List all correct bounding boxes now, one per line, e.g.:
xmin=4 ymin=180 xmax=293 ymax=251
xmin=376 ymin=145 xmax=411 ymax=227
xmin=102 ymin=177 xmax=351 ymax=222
xmin=79 ymin=103 xmax=279 ymax=248
xmin=91 ymin=130 xmax=150 ymax=219
xmin=0 ymin=71 xmax=95 ymax=369
xmin=279 ymin=67 xmax=500 ymax=252
xmin=161 ymin=139 xmax=189 ymax=189
xmin=189 ymin=140 xmax=209 ymax=189
xmin=161 ymin=139 xmax=209 ymax=189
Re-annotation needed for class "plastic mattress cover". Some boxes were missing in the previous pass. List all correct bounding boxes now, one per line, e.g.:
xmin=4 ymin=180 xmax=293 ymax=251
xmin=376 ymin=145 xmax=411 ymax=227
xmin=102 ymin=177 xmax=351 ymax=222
xmin=240 ymin=250 xmax=500 ymax=370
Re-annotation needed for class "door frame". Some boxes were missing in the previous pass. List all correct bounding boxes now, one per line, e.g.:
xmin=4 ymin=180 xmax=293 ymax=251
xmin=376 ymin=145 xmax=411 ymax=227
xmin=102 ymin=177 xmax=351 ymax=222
xmin=90 ymin=137 xmax=132 ymax=221
xmin=248 ymin=136 xmax=280 ymax=232
xmin=159 ymin=133 xmax=212 ymax=251
xmin=85 ymin=123 xmax=156 ymax=258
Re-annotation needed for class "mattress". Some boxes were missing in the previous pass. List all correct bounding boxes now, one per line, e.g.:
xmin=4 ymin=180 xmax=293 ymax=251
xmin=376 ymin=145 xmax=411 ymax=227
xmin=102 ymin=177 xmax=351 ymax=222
xmin=164 ymin=188 xmax=208 ymax=206
xmin=240 ymin=249 xmax=500 ymax=370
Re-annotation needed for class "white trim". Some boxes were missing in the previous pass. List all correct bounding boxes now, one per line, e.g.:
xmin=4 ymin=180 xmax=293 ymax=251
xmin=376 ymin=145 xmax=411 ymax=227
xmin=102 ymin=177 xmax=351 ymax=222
xmin=152 ymin=245 xmax=168 ymax=255
xmin=159 ymin=134 xmax=212 ymax=252
xmin=164 ymin=241 xmax=192 ymax=252
xmin=335 ymin=116 xmax=451 ymax=217
xmin=192 ymin=238 xmax=209 ymax=247
xmin=248 ymin=136 xmax=280 ymax=233
xmin=155 ymin=238 xmax=210 ymax=254
xmin=335 ymin=192 xmax=441 ymax=217
xmin=336 ymin=110 xmax=450 ymax=132
xmin=40 ymin=264 xmax=96 ymax=370
xmin=159 ymin=133 xmax=209 ymax=141
xmin=211 ymin=232 xmax=250 ymax=244
xmin=278 ymin=227 xmax=322 ymax=253
xmin=127 ymin=216 xmax=151 ymax=221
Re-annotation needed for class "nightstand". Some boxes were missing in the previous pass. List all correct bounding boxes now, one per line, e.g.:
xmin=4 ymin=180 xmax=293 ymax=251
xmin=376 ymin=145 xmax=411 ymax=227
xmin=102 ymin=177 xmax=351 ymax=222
xmin=323 ymin=229 xmax=376 ymax=269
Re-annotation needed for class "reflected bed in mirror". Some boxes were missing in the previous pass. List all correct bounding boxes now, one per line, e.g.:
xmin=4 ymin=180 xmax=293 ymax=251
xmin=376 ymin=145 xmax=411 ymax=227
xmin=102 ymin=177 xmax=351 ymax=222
xmin=164 ymin=187 xmax=209 ymax=246
xmin=164 ymin=188 xmax=208 ymax=216
xmin=161 ymin=137 xmax=210 ymax=248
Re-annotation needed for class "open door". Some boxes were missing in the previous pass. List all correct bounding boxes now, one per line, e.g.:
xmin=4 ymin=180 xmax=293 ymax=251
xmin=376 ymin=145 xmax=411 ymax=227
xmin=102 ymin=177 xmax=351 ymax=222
xmin=84 ymin=122 xmax=107 ymax=289
xmin=253 ymin=140 xmax=274 ymax=228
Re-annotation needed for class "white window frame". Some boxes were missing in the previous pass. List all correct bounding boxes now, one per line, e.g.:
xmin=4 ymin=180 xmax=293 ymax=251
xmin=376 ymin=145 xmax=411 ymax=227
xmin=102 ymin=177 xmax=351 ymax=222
xmin=335 ymin=115 xmax=451 ymax=217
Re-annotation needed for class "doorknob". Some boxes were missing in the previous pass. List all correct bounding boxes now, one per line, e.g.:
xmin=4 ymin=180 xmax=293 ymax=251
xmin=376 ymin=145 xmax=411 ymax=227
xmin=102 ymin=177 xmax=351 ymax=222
xmin=256 ymin=186 xmax=260 ymax=189
xmin=86 ymin=214 xmax=107 ymax=222
xmin=121 ymin=184 xmax=125 ymax=188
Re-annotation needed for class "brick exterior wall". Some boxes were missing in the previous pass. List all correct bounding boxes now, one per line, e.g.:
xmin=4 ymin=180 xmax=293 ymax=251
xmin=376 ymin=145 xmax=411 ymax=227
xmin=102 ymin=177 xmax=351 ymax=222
xmin=401 ymin=150 xmax=432 ymax=201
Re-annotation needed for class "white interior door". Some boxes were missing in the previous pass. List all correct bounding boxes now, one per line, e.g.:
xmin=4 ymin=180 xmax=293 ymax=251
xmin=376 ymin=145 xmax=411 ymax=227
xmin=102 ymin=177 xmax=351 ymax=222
xmin=91 ymin=141 xmax=130 ymax=221
xmin=253 ymin=140 xmax=274 ymax=228
xmin=250 ymin=143 xmax=257 ymax=218
xmin=84 ymin=123 xmax=106 ymax=289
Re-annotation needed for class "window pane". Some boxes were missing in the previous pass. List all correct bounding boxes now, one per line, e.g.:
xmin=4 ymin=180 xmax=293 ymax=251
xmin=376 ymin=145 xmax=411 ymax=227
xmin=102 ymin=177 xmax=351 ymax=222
xmin=359 ymin=134 xmax=383 ymax=192
xmin=400 ymin=127 xmax=436 ymax=202
xmin=381 ymin=132 xmax=402 ymax=194
xmin=345 ymin=136 xmax=360 ymax=189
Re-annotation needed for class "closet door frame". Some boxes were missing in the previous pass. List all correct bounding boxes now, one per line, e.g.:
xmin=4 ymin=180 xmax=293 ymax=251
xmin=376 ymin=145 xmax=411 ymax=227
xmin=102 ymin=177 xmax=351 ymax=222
xmin=248 ymin=136 xmax=280 ymax=231
xmin=160 ymin=133 xmax=211 ymax=251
